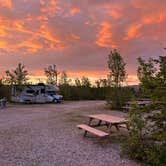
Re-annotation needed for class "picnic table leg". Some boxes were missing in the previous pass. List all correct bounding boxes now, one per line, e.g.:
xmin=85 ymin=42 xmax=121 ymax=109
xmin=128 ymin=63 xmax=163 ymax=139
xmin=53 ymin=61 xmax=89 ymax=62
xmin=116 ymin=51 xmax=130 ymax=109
xmin=108 ymin=123 xmax=113 ymax=133
xmin=88 ymin=117 xmax=93 ymax=126
xmin=97 ymin=120 xmax=102 ymax=126
xmin=126 ymin=123 xmax=130 ymax=130
xmin=106 ymin=122 xmax=109 ymax=128
xmin=84 ymin=117 xmax=94 ymax=136
xmin=84 ymin=131 xmax=88 ymax=137
xmin=114 ymin=124 xmax=120 ymax=131
xmin=108 ymin=123 xmax=120 ymax=133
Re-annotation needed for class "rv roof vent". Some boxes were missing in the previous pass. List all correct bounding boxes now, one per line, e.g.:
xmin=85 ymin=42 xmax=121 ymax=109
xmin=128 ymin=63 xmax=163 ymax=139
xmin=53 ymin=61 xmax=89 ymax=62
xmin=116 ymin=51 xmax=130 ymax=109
xmin=37 ymin=83 xmax=45 ymax=86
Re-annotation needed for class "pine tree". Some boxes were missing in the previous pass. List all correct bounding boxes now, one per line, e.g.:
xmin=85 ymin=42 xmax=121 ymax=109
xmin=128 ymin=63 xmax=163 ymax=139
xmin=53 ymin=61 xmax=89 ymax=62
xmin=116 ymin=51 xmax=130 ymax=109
xmin=5 ymin=63 xmax=28 ymax=85
xmin=44 ymin=64 xmax=59 ymax=85
xmin=108 ymin=49 xmax=126 ymax=87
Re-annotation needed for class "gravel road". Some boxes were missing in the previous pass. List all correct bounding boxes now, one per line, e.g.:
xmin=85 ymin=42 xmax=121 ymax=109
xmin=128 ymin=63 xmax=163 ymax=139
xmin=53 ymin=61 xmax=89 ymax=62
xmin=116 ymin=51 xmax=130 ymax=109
xmin=0 ymin=101 xmax=139 ymax=166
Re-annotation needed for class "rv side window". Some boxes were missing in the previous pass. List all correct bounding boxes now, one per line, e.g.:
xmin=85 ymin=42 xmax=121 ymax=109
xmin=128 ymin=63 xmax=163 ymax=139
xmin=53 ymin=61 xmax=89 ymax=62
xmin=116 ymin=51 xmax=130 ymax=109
xmin=46 ymin=91 xmax=56 ymax=95
xmin=41 ymin=89 xmax=45 ymax=94
xmin=26 ymin=90 xmax=35 ymax=94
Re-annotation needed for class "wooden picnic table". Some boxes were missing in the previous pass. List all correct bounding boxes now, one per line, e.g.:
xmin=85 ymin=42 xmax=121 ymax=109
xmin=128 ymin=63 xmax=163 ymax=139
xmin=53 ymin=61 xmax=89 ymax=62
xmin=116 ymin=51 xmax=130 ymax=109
xmin=87 ymin=114 xmax=129 ymax=132
xmin=77 ymin=114 xmax=129 ymax=137
xmin=122 ymin=100 xmax=151 ymax=111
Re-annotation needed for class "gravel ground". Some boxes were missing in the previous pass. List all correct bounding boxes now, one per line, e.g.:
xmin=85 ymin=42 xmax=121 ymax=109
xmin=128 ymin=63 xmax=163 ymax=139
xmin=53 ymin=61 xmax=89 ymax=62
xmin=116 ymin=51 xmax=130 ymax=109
xmin=0 ymin=101 xmax=139 ymax=166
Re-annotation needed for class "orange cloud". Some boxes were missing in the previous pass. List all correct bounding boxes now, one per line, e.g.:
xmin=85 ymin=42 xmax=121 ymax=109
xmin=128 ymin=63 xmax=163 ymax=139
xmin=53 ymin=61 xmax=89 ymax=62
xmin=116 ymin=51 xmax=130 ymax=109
xmin=40 ymin=0 xmax=62 ymax=17
xmin=70 ymin=33 xmax=80 ymax=41
xmin=37 ymin=15 xmax=49 ymax=22
xmin=15 ymin=40 xmax=43 ymax=53
xmin=108 ymin=10 xmax=122 ymax=19
xmin=0 ymin=0 xmax=12 ymax=9
xmin=12 ymin=20 xmax=32 ymax=35
xmin=38 ymin=25 xmax=65 ymax=49
xmin=0 ymin=26 xmax=7 ymax=37
xmin=0 ymin=17 xmax=35 ymax=52
xmin=0 ymin=17 xmax=10 ymax=37
xmin=69 ymin=7 xmax=80 ymax=16
xmin=124 ymin=13 xmax=166 ymax=40
xmin=0 ymin=15 xmax=67 ymax=53
xmin=0 ymin=40 xmax=8 ymax=49
xmin=124 ymin=24 xmax=142 ymax=40
xmin=96 ymin=22 xmax=116 ymax=48
xmin=143 ymin=14 xmax=166 ymax=24
xmin=0 ymin=16 xmax=32 ymax=36
xmin=0 ymin=16 xmax=77 ymax=53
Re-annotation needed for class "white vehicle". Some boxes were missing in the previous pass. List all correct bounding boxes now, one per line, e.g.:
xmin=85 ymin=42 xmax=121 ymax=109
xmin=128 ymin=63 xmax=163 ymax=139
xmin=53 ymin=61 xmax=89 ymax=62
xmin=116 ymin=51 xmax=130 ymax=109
xmin=11 ymin=83 xmax=63 ymax=103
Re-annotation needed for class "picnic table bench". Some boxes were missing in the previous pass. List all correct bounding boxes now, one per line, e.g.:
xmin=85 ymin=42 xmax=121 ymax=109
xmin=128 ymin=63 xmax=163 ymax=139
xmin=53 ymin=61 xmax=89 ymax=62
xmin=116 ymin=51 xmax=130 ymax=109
xmin=77 ymin=124 xmax=109 ymax=137
xmin=77 ymin=114 xmax=129 ymax=137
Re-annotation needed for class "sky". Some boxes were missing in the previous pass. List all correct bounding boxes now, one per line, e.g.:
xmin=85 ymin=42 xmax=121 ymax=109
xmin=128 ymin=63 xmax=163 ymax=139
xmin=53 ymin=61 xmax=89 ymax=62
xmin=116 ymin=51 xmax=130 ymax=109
xmin=0 ymin=0 xmax=166 ymax=85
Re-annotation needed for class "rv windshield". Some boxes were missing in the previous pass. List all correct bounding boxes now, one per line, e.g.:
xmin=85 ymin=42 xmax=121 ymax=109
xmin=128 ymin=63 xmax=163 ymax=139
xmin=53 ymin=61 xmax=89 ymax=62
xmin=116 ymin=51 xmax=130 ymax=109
xmin=46 ymin=91 xmax=56 ymax=95
xmin=26 ymin=90 xmax=35 ymax=94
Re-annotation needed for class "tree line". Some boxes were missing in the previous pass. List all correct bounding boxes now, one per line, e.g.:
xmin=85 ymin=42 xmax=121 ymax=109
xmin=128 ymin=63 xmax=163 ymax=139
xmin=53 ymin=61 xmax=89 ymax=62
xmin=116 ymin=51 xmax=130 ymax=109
xmin=0 ymin=49 xmax=126 ymax=87
xmin=0 ymin=49 xmax=133 ymax=101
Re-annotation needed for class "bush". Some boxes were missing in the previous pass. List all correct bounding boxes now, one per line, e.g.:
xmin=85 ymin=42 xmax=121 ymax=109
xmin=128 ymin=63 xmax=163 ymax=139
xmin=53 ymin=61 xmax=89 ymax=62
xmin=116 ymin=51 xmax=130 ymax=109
xmin=106 ymin=87 xmax=134 ymax=109
xmin=122 ymin=106 xmax=166 ymax=165
xmin=123 ymin=139 xmax=166 ymax=165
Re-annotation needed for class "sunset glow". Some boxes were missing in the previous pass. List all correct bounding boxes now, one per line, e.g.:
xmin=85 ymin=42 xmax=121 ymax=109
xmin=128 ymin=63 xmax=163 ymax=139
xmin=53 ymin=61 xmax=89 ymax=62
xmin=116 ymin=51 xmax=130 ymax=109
xmin=0 ymin=0 xmax=165 ymax=85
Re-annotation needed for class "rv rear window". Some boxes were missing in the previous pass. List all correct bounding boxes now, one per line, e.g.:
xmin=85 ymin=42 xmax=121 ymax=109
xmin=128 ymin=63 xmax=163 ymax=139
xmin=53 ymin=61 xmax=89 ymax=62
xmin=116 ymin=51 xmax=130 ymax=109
xmin=26 ymin=90 xmax=35 ymax=94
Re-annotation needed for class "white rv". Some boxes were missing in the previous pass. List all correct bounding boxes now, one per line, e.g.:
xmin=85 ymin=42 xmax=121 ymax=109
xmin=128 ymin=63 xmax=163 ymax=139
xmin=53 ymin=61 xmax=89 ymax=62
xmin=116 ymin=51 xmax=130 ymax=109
xmin=11 ymin=83 xmax=63 ymax=103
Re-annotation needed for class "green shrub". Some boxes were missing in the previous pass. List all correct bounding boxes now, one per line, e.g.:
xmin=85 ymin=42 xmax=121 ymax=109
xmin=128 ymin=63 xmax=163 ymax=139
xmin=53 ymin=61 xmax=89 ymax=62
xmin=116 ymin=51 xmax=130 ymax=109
xmin=123 ymin=107 xmax=166 ymax=165
xmin=106 ymin=87 xmax=134 ymax=109
xmin=123 ymin=139 xmax=166 ymax=165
